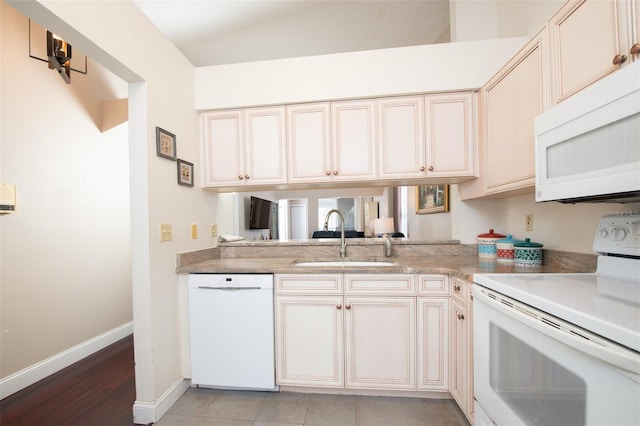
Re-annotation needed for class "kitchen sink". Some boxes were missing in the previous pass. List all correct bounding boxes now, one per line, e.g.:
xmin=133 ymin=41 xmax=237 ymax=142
xmin=294 ymin=260 xmax=395 ymax=267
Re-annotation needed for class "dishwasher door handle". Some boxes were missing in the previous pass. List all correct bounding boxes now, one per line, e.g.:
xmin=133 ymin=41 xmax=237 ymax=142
xmin=197 ymin=286 xmax=263 ymax=290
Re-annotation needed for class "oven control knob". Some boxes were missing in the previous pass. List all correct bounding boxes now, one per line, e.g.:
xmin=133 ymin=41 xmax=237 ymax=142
xmin=599 ymin=228 xmax=608 ymax=238
xmin=612 ymin=227 xmax=628 ymax=241
xmin=631 ymin=221 xmax=640 ymax=237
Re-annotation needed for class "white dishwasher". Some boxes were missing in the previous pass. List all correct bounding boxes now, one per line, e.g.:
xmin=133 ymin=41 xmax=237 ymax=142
xmin=188 ymin=273 xmax=277 ymax=391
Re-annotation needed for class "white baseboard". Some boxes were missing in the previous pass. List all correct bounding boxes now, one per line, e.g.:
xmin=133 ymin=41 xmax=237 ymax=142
xmin=133 ymin=378 xmax=190 ymax=425
xmin=0 ymin=321 xmax=134 ymax=399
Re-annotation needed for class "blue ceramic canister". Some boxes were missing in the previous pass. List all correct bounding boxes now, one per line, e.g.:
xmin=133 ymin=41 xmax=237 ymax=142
xmin=495 ymin=234 xmax=524 ymax=264
xmin=514 ymin=238 xmax=544 ymax=267
xmin=477 ymin=229 xmax=506 ymax=259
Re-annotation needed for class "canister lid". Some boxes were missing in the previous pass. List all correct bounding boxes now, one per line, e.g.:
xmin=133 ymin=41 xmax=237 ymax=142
xmin=514 ymin=237 xmax=543 ymax=248
xmin=496 ymin=234 xmax=524 ymax=244
xmin=477 ymin=229 xmax=506 ymax=238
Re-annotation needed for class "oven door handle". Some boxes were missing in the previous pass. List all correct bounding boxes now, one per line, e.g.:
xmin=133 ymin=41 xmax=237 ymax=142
xmin=474 ymin=287 xmax=640 ymax=379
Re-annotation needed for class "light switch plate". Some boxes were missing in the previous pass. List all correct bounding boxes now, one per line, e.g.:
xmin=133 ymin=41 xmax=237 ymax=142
xmin=160 ymin=224 xmax=172 ymax=242
xmin=211 ymin=224 xmax=218 ymax=237
xmin=525 ymin=214 xmax=534 ymax=231
xmin=191 ymin=224 xmax=198 ymax=239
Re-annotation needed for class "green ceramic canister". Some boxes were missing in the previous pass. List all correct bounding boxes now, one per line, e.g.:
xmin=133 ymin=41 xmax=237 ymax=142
xmin=514 ymin=238 xmax=544 ymax=267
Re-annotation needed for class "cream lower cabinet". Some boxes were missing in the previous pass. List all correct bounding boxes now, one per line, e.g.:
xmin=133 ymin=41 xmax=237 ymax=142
xmin=275 ymin=273 xmax=416 ymax=391
xmin=344 ymin=296 xmax=416 ymax=390
xmin=417 ymin=274 xmax=450 ymax=391
xmin=450 ymin=277 xmax=474 ymax=424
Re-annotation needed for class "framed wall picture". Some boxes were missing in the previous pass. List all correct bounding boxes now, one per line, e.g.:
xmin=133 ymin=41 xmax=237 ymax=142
xmin=177 ymin=159 xmax=194 ymax=187
xmin=156 ymin=127 xmax=177 ymax=160
xmin=416 ymin=184 xmax=449 ymax=214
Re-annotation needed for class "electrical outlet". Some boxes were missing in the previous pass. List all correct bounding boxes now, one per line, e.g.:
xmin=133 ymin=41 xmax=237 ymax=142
xmin=191 ymin=224 xmax=198 ymax=239
xmin=160 ymin=224 xmax=172 ymax=242
xmin=525 ymin=214 xmax=534 ymax=231
xmin=211 ymin=224 xmax=218 ymax=237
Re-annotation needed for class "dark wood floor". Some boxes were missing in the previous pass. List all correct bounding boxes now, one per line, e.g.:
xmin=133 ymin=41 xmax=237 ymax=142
xmin=0 ymin=335 xmax=136 ymax=426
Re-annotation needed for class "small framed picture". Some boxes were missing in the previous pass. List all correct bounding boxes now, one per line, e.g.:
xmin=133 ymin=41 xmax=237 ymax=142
xmin=177 ymin=159 xmax=194 ymax=187
xmin=156 ymin=127 xmax=176 ymax=160
xmin=416 ymin=184 xmax=449 ymax=214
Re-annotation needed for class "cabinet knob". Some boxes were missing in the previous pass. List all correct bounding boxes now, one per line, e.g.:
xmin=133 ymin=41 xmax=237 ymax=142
xmin=631 ymin=43 xmax=640 ymax=55
xmin=612 ymin=54 xmax=627 ymax=65
xmin=336 ymin=304 xmax=342 ymax=310
xmin=325 ymin=170 xmax=331 ymax=176
xmin=454 ymin=284 xmax=461 ymax=292
xmin=457 ymin=313 xmax=465 ymax=320
xmin=345 ymin=304 xmax=351 ymax=310
xmin=428 ymin=166 xmax=434 ymax=171
xmin=244 ymin=174 xmax=250 ymax=180
xmin=333 ymin=170 xmax=338 ymax=176
xmin=238 ymin=175 xmax=244 ymax=180
xmin=420 ymin=166 xmax=426 ymax=172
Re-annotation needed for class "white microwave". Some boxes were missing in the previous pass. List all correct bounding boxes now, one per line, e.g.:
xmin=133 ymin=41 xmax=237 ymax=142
xmin=535 ymin=60 xmax=640 ymax=203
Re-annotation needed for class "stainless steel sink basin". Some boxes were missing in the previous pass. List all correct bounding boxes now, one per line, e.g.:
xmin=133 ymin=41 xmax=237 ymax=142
xmin=295 ymin=261 xmax=395 ymax=267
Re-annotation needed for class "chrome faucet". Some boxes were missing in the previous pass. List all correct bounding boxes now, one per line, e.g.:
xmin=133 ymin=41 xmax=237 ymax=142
xmin=323 ymin=209 xmax=346 ymax=258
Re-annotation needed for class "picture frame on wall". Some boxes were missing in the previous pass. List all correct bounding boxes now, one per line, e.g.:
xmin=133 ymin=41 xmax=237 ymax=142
xmin=155 ymin=127 xmax=177 ymax=160
xmin=177 ymin=159 xmax=194 ymax=187
xmin=416 ymin=185 xmax=449 ymax=214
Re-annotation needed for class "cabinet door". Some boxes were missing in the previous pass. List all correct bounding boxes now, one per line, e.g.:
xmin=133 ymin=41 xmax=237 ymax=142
xmin=345 ymin=296 xmax=415 ymax=390
xmin=378 ymin=96 xmax=426 ymax=179
xmin=632 ymin=0 xmax=640 ymax=61
xmin=418 ymin=297 xmax=449 ymax=390
xmin=275 ymin=296 xmax=344 ymax=387
xmin=483 ymin=31 xmax=548 ymax=194
xmin=549 ymin=0 xmax=628 ymax=104
xmin=331 ymin=100 xmax=377 ymax=181
xmin=425 ymin=92 xmax=477 ymax=178
xmin=244 ymin=106 xmax=287 ymax=185
xmin=450 ymin=299 xmax=467 ymax=412
xmin=287 ymin=103 xmax=332 ymax=183
xmin=202 ymin=110 xmax=244 ymax=186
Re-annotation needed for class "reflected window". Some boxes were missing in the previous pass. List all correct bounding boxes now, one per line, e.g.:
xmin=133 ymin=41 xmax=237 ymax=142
xmin=318 ymin=198 xmax=355 ymax=230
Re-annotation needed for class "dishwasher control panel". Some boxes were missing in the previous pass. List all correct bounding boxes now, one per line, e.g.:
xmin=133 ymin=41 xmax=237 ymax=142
xmin=188 ymin=273 xmax=273 ymax=289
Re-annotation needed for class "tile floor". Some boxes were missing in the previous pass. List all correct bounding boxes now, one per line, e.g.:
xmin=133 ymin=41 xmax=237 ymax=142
xmin=156 ymin=388 xmax=470 ymax=426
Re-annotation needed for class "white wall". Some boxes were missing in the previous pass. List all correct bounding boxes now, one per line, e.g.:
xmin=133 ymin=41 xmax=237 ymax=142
xmin=0 ymin=3 xmax=131 ymax=378
xmin=195 ymin=37 xmax=527 ymax=110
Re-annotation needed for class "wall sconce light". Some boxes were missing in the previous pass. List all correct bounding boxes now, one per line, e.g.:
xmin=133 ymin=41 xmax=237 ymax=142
xmin=47 ymin=31 xmax=72 ymax=83
xmin=28 ymin=19 xmax=87 ymax=84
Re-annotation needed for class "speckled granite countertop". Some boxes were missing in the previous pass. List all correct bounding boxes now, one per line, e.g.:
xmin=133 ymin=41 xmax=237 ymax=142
xmin=176 ymin=240 xmax=597 ymax=282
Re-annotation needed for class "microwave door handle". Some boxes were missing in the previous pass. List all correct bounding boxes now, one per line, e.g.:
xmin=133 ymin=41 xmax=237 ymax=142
xmin=474 ymin=287 xmax=640 ymax=378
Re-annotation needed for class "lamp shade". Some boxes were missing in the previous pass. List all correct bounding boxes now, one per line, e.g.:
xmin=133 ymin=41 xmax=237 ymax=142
xmin=374 ymin=218 xmax=395 ymax=235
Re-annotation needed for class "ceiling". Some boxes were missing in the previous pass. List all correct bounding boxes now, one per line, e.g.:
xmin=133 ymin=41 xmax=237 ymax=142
xmin=132 ymin=0 xmax=450 ymax=67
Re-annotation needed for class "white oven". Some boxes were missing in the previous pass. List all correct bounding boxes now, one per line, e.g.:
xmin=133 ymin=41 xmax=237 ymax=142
xmin=473 ymin=214 xmax=640 ymax=426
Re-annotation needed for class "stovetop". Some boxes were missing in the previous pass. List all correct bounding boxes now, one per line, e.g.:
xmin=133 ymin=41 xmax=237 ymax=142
xmin=474 ymin=214 xmax=640 ymax=353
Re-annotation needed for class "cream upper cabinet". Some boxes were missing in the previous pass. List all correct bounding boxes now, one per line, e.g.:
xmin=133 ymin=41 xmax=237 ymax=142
xmin=632 ymin=0 xmax=640 ymax=61
xmin=482 ymin=30 xmax=549 ymax=195
xmin=549 ymin=0 xmax=630 ymax=104
xmin=425 ymin=92 xmax=477 ymax=178
xmin=378 ymin=96 xmax=426 ymax=180
xmin=345 ymin=296 xmax=416 ymax=390
xmin=203 ymin=106 xmax=286 ymax=187
xmin=331 ymin=100 xmax=377 ymax=181
xmin=286 ymin=103 xmax=332 ymax=183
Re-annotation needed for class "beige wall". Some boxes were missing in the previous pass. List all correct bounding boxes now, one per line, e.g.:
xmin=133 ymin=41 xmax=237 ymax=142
xmin=3 ymin=0 xmax=218 ymax=421
xmin=0 ymin=3 xmax=131 ymax=377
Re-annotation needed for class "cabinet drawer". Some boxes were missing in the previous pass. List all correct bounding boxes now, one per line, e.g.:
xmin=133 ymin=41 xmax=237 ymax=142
xmin=418 ymin=274 xmax=450 ymax=296
xmin=451 ymin=277 xmax=468 ymax=305
xmin=345 ymin=274 xmax=415 ymax=295
xmin=275 ymin=274 xmax=342 ymax=294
